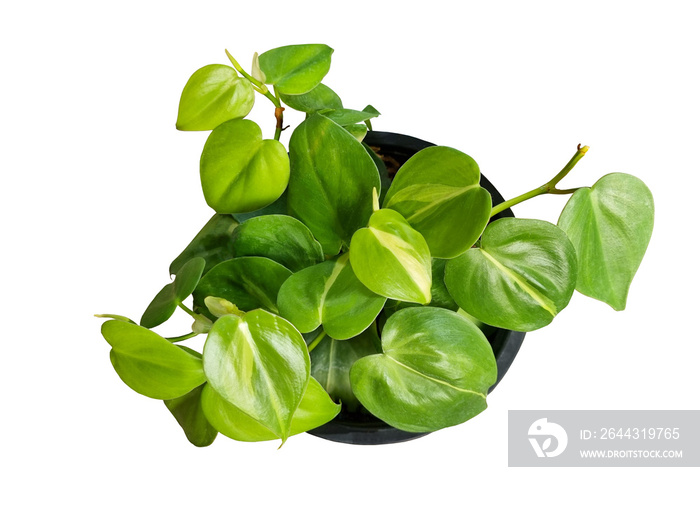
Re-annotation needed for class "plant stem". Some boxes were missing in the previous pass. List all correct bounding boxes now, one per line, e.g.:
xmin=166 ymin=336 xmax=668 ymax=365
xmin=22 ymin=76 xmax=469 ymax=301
xmin=307 ymin=330 xmax=327 ymax=352
xmin=490 ymin=144 xmax=589 ymax=218
xmin=225 ymin=49 xmax=281 ymax=108
xmin=177 ymin=301 xmax=197 ymax=319
xmin=166 ymin=332 xmax=198 ymax=343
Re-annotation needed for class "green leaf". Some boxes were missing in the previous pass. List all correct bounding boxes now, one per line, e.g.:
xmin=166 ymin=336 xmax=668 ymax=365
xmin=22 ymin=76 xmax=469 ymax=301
xmin=384 ymin=258 xmax=459 ymax=314
xmin=258 ymin=44 xmax=333 ymax=95
xmin=277 ymin=253 xmax=386 ymax=340
xmin=202 ymin=311 xmax=310 ymax=441
xmin=279 ymin=83 xmax=342 ymax=112
xmin=176 ymin=64 xmax=255 ymax=131
xmin=350 ymin=307 xmax=497 ymax=432
xmin=164 ymin=384 xmax=217 ymax=447
xmin=231 ymin=214 xmax=324 ymax=272
xmin=344 ymin=123 xmax=368 ymax=142
xmin=557 ymin=173 xmax=654 ymax=311
xmin=288 ymin=113 xmax=380 ymax=255
xmin=200 ymin=119 xmax=290 ymax=214
xmin=444 ymin=218 xmax=577 ymax=331
xmin=319 ymin=107 xmax=380 ymax=127
xmin=201 ymin=376 xmax=340 ymax=442
xmin=141 ymin=257 xmax=206 ymax=328
xmin=311 ymin=326 xmax=381 ymax=411
xmin=349 ymin=208 xmax=432 ymax=304
xmin=193 ymin=257 xmax=292 ymax=318
xmin=170 ymin=214 xmax=238 ymax=276
xmin=383 ymin=146 xmax=492 ymax=259
xmin=233 ymin=190 xmax=288 ymax=223
xmin=102 ymin=320 xmax=206 ymax=400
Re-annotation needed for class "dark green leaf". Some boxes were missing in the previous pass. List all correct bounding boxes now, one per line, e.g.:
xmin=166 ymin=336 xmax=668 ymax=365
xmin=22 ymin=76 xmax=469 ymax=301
xmin=258 ymin=44 xmax=333 ymax=95
xmin=444 ymin=218 xmax=577 ymax=331
xmin=200 ymin=119 xmax=289 ymax=214
xmin=279 ymin=83 xmax=343 ymax=112
xmin=202 ymin=311 xmax=310 ymax=441
xmin=383 ymin=146 xmax=492 ymax=259
xmin=232 ymin=190 xmax=288 ymax=223
xmin=288 ymin=113 xmax=380 ymax=255
xmin=311 ymin=326 xmax=381 ymax=411
xmin=141 ymin=257 xmax=206 ymax=328
xmin=557 ymin=173 xmax=654 ymax=311
xmin=277 ymin=253 xmax=386 ymax=340
xmin=193 ymin=257 xmax=292 ymax=318
xmin=319 ymin=107 xmax=380 ymax=127
xmin=170 ymin=214 xmax=238 ymax=276
xmin=231 ymin=214 xmax=324 ymax=272
xmin=350 ymin=307 xmax=497 ymax=432
xmin=164 ymin=384 xmax=217 ymax=447
xmin=362 ymin=143 xmax=392 ymax=202
xmin=176 ymin=64 xmax=255 ymax=131
xmin=102 ymin=320 xmax=206 ymax=400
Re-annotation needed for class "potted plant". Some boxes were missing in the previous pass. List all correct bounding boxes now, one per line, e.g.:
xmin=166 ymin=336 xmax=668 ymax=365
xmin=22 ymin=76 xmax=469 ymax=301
xmin=97 ymin=44 xmax=654 ymax=447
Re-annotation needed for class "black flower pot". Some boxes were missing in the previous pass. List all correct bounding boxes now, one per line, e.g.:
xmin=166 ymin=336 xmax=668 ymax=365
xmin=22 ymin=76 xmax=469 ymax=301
xmin=307 ymin=131 xmax=525 ymax=446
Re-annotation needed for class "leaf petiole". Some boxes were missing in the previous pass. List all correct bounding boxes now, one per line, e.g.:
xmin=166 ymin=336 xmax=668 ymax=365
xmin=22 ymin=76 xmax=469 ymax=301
xmin=307 ymin=330 xmax=327 ymax=352
xmin=166 ymin=332 xmax=198 ymax=343
xmin=490 ymin=144 xmax=590 ymax=217
xmin=177 ymin=301 xmax=197 ymax=319
xmin=225 ymin=49 xmax=281 ymax=108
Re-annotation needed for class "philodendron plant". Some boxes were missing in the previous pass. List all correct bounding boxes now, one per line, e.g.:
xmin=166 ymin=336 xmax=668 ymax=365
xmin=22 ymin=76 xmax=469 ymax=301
xmin=97 ymin=44 xmax=654 ymax=447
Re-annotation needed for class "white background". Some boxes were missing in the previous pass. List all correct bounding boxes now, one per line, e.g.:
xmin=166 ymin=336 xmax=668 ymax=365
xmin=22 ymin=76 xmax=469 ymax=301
xmin=2 ymin=0 xmax=698 ymax=523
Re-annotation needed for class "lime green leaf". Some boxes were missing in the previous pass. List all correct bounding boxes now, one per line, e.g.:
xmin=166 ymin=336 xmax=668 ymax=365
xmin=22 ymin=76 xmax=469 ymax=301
xmin=319 ymin=107 xmax=380 ymax=127
xmin=288 ymin=113 xmax=380 ymax=254
xmin=279 ymin=83 xmax=342 ymax=112
xmin=102 ymin=320 xmax=206 ymax=400
xmin=350 ymin=307 xmax=497 ymax=432
xmin=141 ymin=257 xmax=206 ymax=329
xmin=383 ymin=146 xmax=491 ymax=259
xmin=311 ymin=326 xmax=381 ymax=411
xmin=258 ymin=44 xmax=333 ymax=95
xmin=202 ymin=311 xmax=310 ymax=441
xmin=277 ymin=253 xmax=386 ymax=340
xmin=349 ymin=208 xmax=432 ymax=304
xmin=200 ymin=119 xmax=289 ymax=214
xmin=201 ymin=376 xmax=340 ymax=442
xmin=444 ymin=218 xmax=577 ymax=331
xmin=344 ymin=123 xmax=368 ymax=142
xmin=231 ymin=214 xmax=324 ymax=272
xmin=557 ymin=173 xmax=654 ymax=311
xmin=193 ymin=257 xmax=292 ymax=318
xmin=176 ymin=65 xmax=255 ymax=131
xmin=169 ymin=214 xmax=238 ymax=276
xmin=164 ymin=384 xmax=217 ymax=447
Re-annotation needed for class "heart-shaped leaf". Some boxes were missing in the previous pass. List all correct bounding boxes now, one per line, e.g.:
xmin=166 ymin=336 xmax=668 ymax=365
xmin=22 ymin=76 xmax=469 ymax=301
xmin=176 ymin=64 xmax=255 ymax=131
xmin=349 ymin=208 xmax=432 ymax=304
xmin=311 ymin=326 xmax=381 ymax=411
xmin=200 ymin=119 xmax=290 ymax=214
xmin=258 ymin=44 xmax=333 ymax=95
xmin=288 ymin=113 xmax=380 ymax=254
xmin=141 ymin=257 xmax=206 ymax=328
xmin=170 ymin=214 xmax=238 ymax=276
xmin=164 ymin=384 xmax=217 ymax=447
xmin=231 ymin=214 xmax=324 ymax=272
xmin=350 ymin=307 xmax=497 ymax=432
xmin=277 ymin=253 xmax=386 ymax=340
xmin=279 ymin=83 xmax=343 ymax=113
xmin=319 ymin=107 xmax=380 ymax=127
xmin=557 ymin=173 xmax=654 ymax=311
xmin=102 ymin=320 xmax=206 ymax=400
xmin=383 ymin=146 xmax=492 ymax=259
xmin=202 ymin=311 xmax=310 ymax=441
xmin=444 ymin=218 xmax=577 ymax=331
xmin=201 ymin=376 xmax=340 ymax=442
xmin=193 ymin=257 xmax=292 ymax=318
